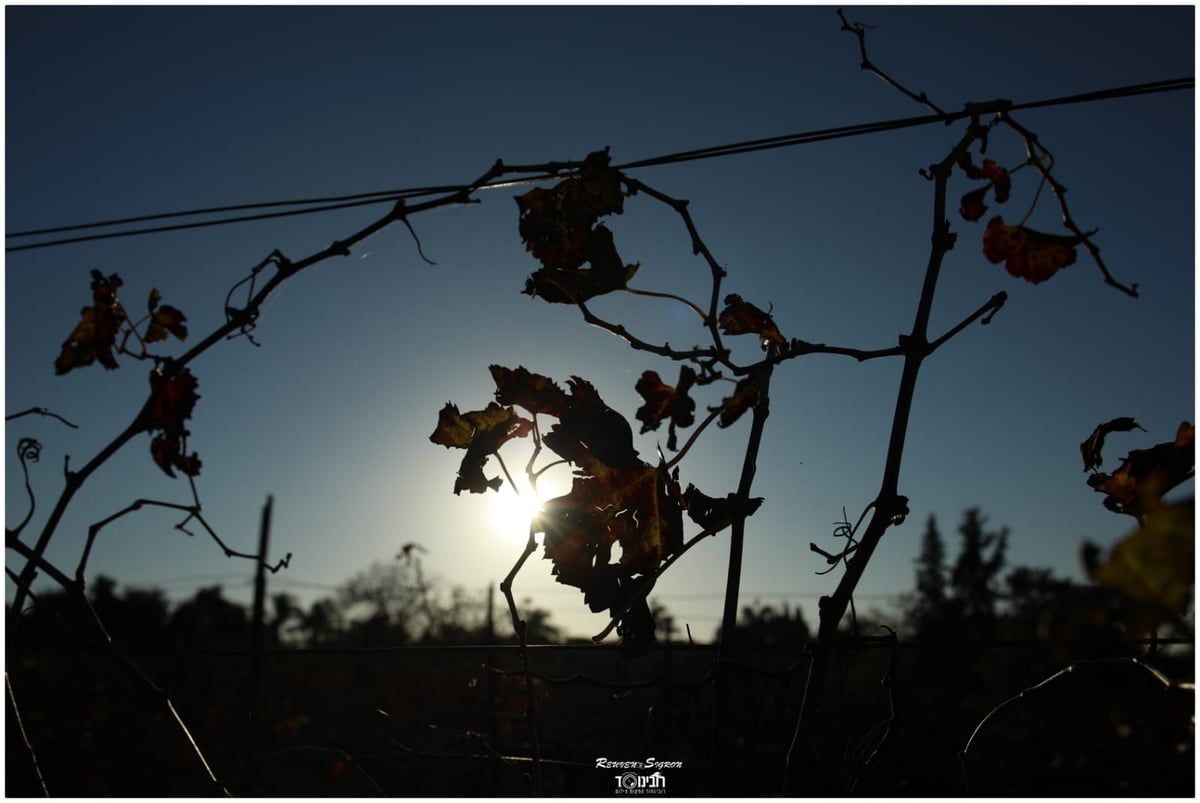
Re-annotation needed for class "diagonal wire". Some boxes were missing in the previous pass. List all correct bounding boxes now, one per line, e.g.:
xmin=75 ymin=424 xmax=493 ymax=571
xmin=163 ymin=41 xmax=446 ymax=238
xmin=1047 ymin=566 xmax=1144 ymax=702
xmin=5 ymin=76 xmax=1191 ymax=254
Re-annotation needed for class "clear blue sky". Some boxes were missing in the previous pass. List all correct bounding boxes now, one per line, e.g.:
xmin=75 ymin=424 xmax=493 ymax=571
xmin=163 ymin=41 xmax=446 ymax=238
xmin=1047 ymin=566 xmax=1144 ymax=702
xmin=5 ymin=6 xmax=1194 ymax=639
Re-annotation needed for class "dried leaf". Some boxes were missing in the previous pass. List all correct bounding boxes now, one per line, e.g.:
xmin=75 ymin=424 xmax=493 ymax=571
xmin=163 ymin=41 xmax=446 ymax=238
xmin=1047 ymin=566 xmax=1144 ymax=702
xmin=150 ymin=368 xmax=200 ymax=433
xmin=517 ymin=149 xmax=631 ymax=304
xmin=982 ymin=216 xmax=1078 ymax=284
xmin=145 ymin=288 xmax=188 ymax=343
xmin=147 ymin=367 xmax=202 ymax=478
xmin=683 ymin=484 xmax=763 ymax=532
xmin=543 ymin=377 xmax=641 ymax=469
xmin=151 ymin=432 xmax=202 ymax=478
xmin=716 ymin=372 xmax=760 ymax=429
xmin=522 ymin=225 xmax=638 ymax=303
xmin=1087 ymin=422 xmax=1194 ymax=519
xmin=490 ymin=364 xmax=568 ymax=417
xmin=537 ymin=459 xmax=683 ymax=649
xmin=430 ymin=401 xmax=531 ymax=495
xmin=55 ymin=270 xmax=127 ymax=374
xmin=634 ymin=366 xmax=696 ymax=450
xmin=718 ymin=294 xmax=786 ymax=347
xmin=1080 ymin=417 xmax=1146 ymax=472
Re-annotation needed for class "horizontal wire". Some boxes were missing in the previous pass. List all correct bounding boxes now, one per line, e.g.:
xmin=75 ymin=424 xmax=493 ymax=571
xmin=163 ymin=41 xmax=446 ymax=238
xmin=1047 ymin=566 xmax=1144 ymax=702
xmin=5 ymin=76 xmax=1191 ymax=254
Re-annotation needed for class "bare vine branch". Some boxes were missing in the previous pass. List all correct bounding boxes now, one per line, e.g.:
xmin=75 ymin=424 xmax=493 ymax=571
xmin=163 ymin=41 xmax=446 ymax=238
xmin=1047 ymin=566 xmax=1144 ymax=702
xmin=5 ymin=407 xmax=79 ymax=428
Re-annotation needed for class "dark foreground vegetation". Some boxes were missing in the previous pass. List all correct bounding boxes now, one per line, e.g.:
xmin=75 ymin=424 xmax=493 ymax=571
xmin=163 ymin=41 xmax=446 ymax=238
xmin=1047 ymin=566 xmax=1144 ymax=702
xmin=7 ymin=508 xmax=1192 ymax=796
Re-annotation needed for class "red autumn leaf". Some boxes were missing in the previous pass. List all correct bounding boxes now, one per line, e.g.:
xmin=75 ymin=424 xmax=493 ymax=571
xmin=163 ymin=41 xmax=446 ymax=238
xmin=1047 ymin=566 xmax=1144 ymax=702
xmin=982 ymin=216 xmax=1078 ymax=284
xmin=150 ymin=368 xmax=200 ymax=432
xmin=634 ymin=366 xmax=696 ymax=450
xmin=55 ymin=270 xmax=127 ymax=374
xmin=490 ymin=364 xmax=569 ymax=417
xmin=1087 ymin=422 xmax=1194 ymax=519
xmin=146 ymin=367 xmax=202 ymax=478
xmin=150 ymin=432 xmax=202 ymax=478
xmin=1080 ymin=416 xmax=1146 ymax=472
xmin=981 ymin=159 xmax=1011 ymax=203
xmin=958 ymin=158 xmax=1011 ymax=222
xmin=959 ymin=186 xmax=990 ymax=222
xmin=718 ymin=294 xmax=786 ymax=347
xmin=430 ymin=401 xmax=531 ymax=495
xmin=145 ymin=288 xmax=188 ymax=343
xmin=717 ymin=372 xmax=761 ymax=428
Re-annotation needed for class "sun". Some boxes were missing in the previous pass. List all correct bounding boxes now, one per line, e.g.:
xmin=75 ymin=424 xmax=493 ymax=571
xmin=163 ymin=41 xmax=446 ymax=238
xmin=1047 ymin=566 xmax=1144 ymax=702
xmin=489 ymin=482 xmax=558 ymax=541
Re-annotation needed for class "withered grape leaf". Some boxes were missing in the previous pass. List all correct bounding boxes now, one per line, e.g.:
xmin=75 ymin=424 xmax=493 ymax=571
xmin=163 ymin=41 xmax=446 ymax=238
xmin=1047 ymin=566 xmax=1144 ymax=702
xmin=522 ymin=225 xmax=638 ymax=304
xmin=958 ymin=160 xmax=1011 ymax=223
xmin=145 ymin=288 xmax=188 ymax=343
xmin=55 ymin=270 xmax=127 ymax=374
xmin=147 ymin=367 xmax=202 ymax=478
xmin=151 ymin=432 xmax=202 ymax=478
xmin=635 ymin=365 xmax=696 ymax=450
xmin=683 ymin=483 xmax=763 ymax=532
xmin=1082 ymin=498 xmax=1194 ymax=625
xmin=543 ymin=377 xmax=641 ymax=469
xmin=490 ymin=364 xmax=568 ymax=416
xmin=959 ymin=186 xmax=990 ymax=222
xmin=150 ymin=368 xmax=200 ymax=432
xmin=516 ymin=149 xmax=628 ymax=299
xmin=1087 ymin=422 xmax=1194 ymax=519
xmin=718 ymin=294 xmax=786 ymax=347
xmin=537 ymin=458 xmax=683 ymax=650
xmin=716 ymin=372 xmax=760 ymax=429
xmin=1080 ymin=417 xmax=1146 ymax=472
xmin=430 ymin=401 xmax=532 ymax=495
xmin=982 ymin=216 xmax=1078 ymax=284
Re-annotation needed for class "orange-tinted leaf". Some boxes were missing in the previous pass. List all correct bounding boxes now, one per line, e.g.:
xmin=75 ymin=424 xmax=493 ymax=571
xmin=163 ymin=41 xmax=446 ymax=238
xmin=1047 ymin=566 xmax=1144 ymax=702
xmin=982 ymin=216 xmax=1078 ymax=284
xmin=958 ymin=157 xmax=1010 ymax=222
xmin=635 ymin=366 xmax=696 ymax=450
xmin=145 ymin=288 xmax=188 ymax=343
xmin=55 ymin=270 xmax=127 ymax=374
xmin=1087 ymin=422 xmax=1194 ymax=519
xmin=1080 ymin=417 xmax=1145 ymax=472
xmin=1082 ymin=497 xmax=1194 ymax=625
xmin=430 ymin=401 xmax=531 ymax=495
xmin=490 ymin=364 xmax=569 ymax=416
xmin=718 ymin=294 xmax=785 ymax=347
xmin=717 ymin=372 xmax=760 ymax=428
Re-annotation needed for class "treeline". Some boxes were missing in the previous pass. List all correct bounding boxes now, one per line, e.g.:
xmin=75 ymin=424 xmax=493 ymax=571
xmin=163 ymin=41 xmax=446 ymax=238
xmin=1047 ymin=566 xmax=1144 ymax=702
xmin=12 ymin=552 xmax=562 ymax=651
xmin=13 ymin=507 xmax=1189 ymax=654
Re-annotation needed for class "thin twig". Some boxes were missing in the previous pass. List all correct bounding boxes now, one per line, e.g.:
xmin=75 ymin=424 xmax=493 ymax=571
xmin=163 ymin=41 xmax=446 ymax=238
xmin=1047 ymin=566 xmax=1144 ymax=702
xmin=837 ymin=8 xmax=947 ymax=116
xmin=6 ymin=671 xmax=49 ymax=796
xmin=5 ymin=407 xmax=80 ymax=429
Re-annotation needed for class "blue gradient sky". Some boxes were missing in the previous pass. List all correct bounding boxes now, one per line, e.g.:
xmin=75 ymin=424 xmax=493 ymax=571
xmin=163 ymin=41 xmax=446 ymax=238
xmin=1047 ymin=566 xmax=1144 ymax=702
xmin=6 ymin=6 xmax=1194 ymax=639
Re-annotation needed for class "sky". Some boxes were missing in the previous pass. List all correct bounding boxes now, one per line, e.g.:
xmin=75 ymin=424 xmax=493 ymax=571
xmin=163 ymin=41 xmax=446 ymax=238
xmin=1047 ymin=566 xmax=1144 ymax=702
xmin=5 ymin=5 xmax=1195 ymax=641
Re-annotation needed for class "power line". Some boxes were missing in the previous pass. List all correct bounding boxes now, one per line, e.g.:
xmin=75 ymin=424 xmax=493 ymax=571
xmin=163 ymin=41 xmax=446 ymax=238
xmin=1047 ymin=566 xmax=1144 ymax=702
xmin=5 ymin=76 xmax=1191 ymax=254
